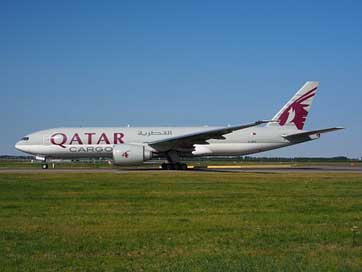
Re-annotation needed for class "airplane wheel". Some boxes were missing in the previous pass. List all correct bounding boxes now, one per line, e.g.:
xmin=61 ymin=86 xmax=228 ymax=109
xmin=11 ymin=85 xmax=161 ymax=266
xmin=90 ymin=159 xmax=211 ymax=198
xmin=174 ymin=163 xmax=188 ymax=170
xmin=42 ymin=163 xmax=48 ymax=169
xmin=161 ymin=163 xmax=187 ymax=170
xmin=166 ymin=164 xmax=175 ymax=170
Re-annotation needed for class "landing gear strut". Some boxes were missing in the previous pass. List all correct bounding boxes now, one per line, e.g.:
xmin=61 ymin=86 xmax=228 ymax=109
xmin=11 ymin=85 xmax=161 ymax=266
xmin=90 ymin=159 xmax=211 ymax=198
xmin=161 ymin=162 xmax=188 ymax=170
xmin=161 ymin=151 xmax=188 ymax=170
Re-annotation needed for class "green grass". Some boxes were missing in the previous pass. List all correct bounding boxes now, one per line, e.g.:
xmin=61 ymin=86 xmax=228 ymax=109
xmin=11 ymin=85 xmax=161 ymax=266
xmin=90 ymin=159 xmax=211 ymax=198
xmin=0 ymin=172 xmax=362 ymax=271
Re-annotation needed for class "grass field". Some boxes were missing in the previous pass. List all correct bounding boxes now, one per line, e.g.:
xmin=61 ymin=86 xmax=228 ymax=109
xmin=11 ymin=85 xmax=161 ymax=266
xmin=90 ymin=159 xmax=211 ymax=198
xmin=0 ymin=172 xmax=362 ymax=271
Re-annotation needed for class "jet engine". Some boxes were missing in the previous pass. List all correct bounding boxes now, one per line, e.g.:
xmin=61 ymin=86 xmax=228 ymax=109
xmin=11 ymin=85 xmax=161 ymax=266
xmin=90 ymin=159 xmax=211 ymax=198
xmin=112 ymin=144 xmax=153 ymax=165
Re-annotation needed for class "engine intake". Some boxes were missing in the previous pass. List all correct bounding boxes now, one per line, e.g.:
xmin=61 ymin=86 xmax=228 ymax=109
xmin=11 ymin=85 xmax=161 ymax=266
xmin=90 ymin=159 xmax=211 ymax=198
xmin=112 ymin=144 xmax=153 ymax=165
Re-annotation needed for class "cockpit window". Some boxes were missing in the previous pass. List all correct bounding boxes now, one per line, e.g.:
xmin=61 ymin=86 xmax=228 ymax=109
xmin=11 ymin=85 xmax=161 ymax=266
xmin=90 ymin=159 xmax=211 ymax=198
xmin=21 ymin=137 xmax=29 ymax=141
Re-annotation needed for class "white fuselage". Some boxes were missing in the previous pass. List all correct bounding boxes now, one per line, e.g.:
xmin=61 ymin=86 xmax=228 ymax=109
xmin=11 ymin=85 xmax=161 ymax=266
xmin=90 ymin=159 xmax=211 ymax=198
xmin=14 ymin=81 xmax=342 ymax=166
xmin=15 ymin=126 xmax=306 ymax=160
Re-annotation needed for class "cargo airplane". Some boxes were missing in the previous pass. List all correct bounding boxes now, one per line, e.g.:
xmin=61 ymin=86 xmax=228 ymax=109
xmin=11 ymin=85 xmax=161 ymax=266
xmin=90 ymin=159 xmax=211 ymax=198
xmin=15 ymin=82 xmax=343 ymax=170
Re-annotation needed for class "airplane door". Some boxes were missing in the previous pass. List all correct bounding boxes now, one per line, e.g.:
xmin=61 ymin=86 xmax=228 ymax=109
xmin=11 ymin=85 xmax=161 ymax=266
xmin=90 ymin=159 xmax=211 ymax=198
xmin=43 ymin=135 xmax=51 ymax=145
xmin=249 ymin=131 xmax=257 ymax=143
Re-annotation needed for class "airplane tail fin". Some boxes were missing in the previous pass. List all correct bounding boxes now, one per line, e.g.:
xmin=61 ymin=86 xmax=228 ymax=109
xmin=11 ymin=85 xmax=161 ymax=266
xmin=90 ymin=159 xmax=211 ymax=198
xmin=267 ymin=81 xmax=319 ymax=130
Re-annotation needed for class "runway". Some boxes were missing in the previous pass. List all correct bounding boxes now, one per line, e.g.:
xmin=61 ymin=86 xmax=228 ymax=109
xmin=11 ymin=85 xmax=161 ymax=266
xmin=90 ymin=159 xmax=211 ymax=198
xmin=1 ymin=165 xmax=362 ymax=174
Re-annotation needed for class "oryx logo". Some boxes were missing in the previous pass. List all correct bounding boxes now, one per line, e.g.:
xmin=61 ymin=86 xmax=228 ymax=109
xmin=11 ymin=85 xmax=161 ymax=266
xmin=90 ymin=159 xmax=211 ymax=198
xmin=278 ymin=87 xmax=317 ymax=130
xmin=122 ymin=151 xmax=130 ymax=159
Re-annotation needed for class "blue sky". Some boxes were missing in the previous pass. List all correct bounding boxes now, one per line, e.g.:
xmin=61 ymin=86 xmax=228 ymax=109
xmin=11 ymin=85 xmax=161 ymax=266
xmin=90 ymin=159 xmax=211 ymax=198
xmin=1 ymin=1 xmax=361 ymax=157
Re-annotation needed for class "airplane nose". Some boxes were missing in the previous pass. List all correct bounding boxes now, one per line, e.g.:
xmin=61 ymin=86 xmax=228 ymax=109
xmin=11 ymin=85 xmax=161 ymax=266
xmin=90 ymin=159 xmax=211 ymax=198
xmin=15 ymin=142 xmax=23 ymax=151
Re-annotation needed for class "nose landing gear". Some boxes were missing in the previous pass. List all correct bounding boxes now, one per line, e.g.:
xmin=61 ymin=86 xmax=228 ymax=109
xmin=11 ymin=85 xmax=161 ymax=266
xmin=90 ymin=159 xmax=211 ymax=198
xmin=37 ymin=156 xmax=49 ymax=169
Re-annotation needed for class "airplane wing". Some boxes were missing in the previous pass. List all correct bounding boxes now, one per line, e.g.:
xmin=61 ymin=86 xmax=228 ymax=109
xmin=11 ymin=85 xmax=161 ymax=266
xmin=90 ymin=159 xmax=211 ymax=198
xmin=283 ymin=127 xmax=344 ymax=141
xmin=148 ymin=121 xmax=268 ymax=152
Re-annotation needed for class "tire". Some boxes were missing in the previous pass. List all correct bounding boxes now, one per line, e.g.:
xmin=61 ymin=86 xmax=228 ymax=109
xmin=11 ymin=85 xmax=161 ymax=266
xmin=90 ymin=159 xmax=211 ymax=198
xmin=42 ymin=164 xmax=48 ymax=169
xmin=166 ymin=164 xmax=175 ymax=170
xmin=173 ymin=163 xmax=187 ymax=170
xmin=163 ymin=163 xmax=187 ymax=170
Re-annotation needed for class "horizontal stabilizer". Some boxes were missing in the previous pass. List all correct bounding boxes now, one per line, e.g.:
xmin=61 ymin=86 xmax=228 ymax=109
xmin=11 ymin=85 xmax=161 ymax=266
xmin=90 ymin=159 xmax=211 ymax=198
xmin=283 ymin=127 xmax=344 ymax=141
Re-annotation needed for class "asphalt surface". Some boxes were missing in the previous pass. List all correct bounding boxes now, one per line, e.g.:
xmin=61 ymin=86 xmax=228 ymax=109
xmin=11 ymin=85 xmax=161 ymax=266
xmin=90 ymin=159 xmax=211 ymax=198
xmin=0 ymin=166 xmax=362 ymax=173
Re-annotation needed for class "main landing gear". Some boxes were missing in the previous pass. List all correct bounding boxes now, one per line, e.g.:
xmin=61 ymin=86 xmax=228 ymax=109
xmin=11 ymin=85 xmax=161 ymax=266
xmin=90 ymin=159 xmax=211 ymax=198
xmin=41 ymin=163 xmax=49 ymax=169
xmin=160 ymin=151 xmax=188 ymax=170
xmin=161 ymin=162 xmax=188 ymax=170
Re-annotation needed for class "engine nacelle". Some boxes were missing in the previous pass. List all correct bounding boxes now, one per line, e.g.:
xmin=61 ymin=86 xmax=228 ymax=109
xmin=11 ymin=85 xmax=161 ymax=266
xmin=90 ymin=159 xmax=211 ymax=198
xmin=112 ymin=144 xmax=153 ymax=165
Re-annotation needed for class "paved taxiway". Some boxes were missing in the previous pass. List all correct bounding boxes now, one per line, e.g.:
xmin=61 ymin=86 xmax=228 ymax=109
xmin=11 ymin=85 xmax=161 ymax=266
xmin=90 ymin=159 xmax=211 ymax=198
xmin=0 ymin=166 xmax=362 ymax=174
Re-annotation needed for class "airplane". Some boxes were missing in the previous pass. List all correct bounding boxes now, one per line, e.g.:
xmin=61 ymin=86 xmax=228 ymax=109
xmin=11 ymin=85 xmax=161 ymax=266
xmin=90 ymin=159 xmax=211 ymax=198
xmin=15 ymin=81 xmax=343 ymax=170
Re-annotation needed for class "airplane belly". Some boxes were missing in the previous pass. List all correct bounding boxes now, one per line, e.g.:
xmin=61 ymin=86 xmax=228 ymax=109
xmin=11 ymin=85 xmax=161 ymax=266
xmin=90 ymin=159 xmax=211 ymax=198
xmin=26 ymin=145 xmax=114 ymax=159
xmin=196 ymin=143 xmax=288 ymax=156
